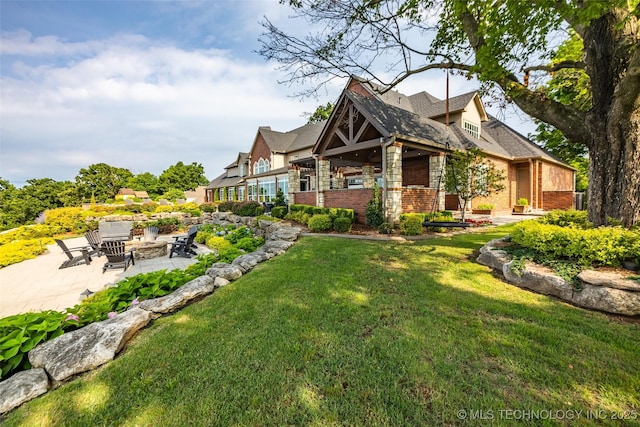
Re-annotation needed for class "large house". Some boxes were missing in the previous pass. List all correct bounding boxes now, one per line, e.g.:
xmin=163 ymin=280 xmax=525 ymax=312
xmin=207 ymin=77 xmax=575 ymax=223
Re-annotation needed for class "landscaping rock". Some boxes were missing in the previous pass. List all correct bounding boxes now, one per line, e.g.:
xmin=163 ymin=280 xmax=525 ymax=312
xmin=0 ymin=369 xmax=49 ymax=414
xmin=261 ymin=240 xmax=295 ymax=256
xmin=214 ymin=277 xmax=230 ymax=288
xmin=206 ymin=263 xmax=243 ymax=281
xmin=477 ymin=239 xmax=640 ymax=316
xmin=578 ymin=270 xmax=640 ymax=292
xmin=137 ymin=276 xmax=215 ymax=315
xmin=29 ymin=308 xmax=152 ymax=382
xmin=231 ymin=252 xmax=269 ymax=273
xmin=266 ymin=223 xmax=301 ymax=241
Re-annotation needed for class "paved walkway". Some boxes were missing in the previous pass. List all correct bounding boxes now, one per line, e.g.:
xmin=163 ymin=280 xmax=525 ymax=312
xmin=0 ymin=236 xmax=211 ymax=318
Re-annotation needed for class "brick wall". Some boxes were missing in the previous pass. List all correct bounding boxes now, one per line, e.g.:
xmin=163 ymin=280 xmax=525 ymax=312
xmin=293 ymin=191 xmax=316 ymax=206
xmin=402 ymin=188 xmax=437 ymax=213
xmin=251 ymin=134 xmax=271 ymax=173
xmin=543 ymin=191 xmax=574 ymax=210
xmin=324 ymin=188 xmax=373 ymax=223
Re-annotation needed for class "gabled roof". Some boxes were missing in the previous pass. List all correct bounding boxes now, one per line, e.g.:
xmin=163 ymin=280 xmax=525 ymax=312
xmin=224 ymin=152 xmax=249 ymax=169
xmin=206 ymin=171 xmax=243 ymax=189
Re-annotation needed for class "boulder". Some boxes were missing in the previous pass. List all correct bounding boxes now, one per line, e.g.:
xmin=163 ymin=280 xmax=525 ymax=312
xmin=137 ymin=276 xmax=215 ymax=315
xmin=29 ymin=308 xmax=152 ymax=382
xmin=231 ymin=252 xmax=270 ymax=273
xmin=214 ymin=277 xmax=231 ymax=288
xmin=477 ymin=239 xmax=640 ymax=316
xmin=261 ymin=240 xmax=294 ymax=256
xmin=206 ymin=262 xmax=243 ymax=281
xmin=266 ymin=223 xmax=301 ymax=241
xmin=0 ymin=369 xmax=49 ymax=414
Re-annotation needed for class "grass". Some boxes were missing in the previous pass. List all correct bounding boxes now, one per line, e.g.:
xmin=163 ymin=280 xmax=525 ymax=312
xmin=3 ymin=226 xmax=639 ymax=426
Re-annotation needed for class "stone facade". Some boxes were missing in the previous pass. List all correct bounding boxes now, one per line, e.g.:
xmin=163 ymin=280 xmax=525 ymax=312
xmin=385 ymin=144 xmax=403 ymax=223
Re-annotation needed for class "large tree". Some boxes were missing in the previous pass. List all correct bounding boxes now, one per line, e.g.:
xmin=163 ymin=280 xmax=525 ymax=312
xmin=159 ymin=161 xmax=208 ymax=192
xmin=75 ymin=163 xmax=133 ymax=202
xmin=260 ymin=0 xmax=640 ymax=227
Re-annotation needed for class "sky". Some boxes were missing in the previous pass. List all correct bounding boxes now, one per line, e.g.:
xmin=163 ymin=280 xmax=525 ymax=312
xmin=0 ymin=0 xmax=536 ymax=187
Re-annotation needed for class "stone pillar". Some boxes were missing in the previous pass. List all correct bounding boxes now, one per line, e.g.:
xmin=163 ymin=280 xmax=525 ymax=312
xmin=385 ymin=143 xmax=403 ymax=224
xmin=429 ymin=154 xmax=446 ymax=211
xmin=334 ymin=169 xmax=345 ymax=189
xmin=317 ymin=158 xmax=331 ymax=207
xmin=288 ymin=168 xmax=301 ymax=204
xmin=362 ymin=163 xmax=375 ymax=188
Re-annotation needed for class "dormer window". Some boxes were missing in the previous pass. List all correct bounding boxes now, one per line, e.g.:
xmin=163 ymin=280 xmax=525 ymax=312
xmin=253 ymin=158 xmax=270 ymax=175
xmin=463 ymin=120 xmax=480 ymax=139
xmin=239 ymin=164 xmax=244 ymax=177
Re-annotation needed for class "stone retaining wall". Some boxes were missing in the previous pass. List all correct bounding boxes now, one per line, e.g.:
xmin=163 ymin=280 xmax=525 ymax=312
xmin=477 ymin=238 xmax=640 ymax=316
xmin=0 ymin=215 xmax=301 ymax=415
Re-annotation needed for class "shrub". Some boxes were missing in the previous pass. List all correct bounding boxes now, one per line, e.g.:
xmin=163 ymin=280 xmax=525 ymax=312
xmin=0 ymin=239 xmax=54 ymax=268
xmin=274 ymin=189 xmax=287 ymax=207
xmin=424 ymin=211 xmax=453 ymax=221
xmin=285 ymin=211 xmax=311 ymax=225
xmin=400 ymin=213 xmax=426 ymax=222
xmin=271 ymin=206 xmax=288 ymax=219
xmin=333 ymin=217 xmax=352 ymax=233
xmin=233 ymin=201 xmax=263 ymax=217
xmin=379 ymin=222 xmax=393 ymax=234
xmin=539 ymin=209 xmax=592 ymax=229
xmin=366 ymin=184 xmax=384 ymax=227
xmin=155 ymin=205 xmax=175 ymax=213
xmin=511 ymin=220 xmax=640 ymax=267
xmin=44 ymin=207 xmax=85 ymax=233
xmin=0 ymin=225 xmax=59 ymax=246
xmin=235 ymin=236 xmax=265 ymax=252
xmin=200 ymin=203 xmax=218 ymax=213
xmin=224 ymin=226 xmax=252 ymax=244
xmin=217 ymin=201 xmax=234 ymax=212
xmin=308 ymin=214 xmax=333 ymax=232
xmin=476 ymin=204 xmax=494 ymax=210
xmin=205 ymin=236 xmax=233 ymax=252
xmin=400 ymin=216 xmax=423 ymax=236
xmin=517 ymin=198 xmax=529 ymax=206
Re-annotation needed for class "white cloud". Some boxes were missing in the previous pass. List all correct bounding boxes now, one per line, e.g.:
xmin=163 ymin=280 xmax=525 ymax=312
xmin=0 ymin=29 xmax=329 ymax=184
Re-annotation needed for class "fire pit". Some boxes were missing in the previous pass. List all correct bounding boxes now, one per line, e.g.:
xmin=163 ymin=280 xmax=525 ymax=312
xmin=126 ymin=240 xmax=168 ymax=260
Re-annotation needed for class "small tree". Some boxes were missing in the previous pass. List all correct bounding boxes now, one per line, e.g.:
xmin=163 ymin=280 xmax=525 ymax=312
xmin=365 ymin=183 xmax=384 ymax=227
xmin=445 ymin=149 xmax=506 ymax=222
xmin=274 ymin=189 xmax=287 ymax=207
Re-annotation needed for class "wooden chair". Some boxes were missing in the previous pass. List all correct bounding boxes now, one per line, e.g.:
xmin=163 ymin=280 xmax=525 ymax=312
xmin=84 ymin=230 xmax=104 ymax=256
xmin=101 ymin=241 xmax=135 ymax=273
xmin=169 ymin=230 xmax=198 ymax=258
xmin=55 ymin=239 xmax=92 ymax=269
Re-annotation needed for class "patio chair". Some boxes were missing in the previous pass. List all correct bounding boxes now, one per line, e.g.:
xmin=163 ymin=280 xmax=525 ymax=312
xmin=172 ymin=225 xmax=199 ymax=248
xmin=55 ymin=239 xmax=92 ymax=269
xmin=143 ymin=226 xmax=159 ymax=242
xmin=101 ymin=241 xmax=135 ymax=273
xmin=169 ymin=230 xmax=198 ymax=258
xmin=84 ymin=230 xmax=104 ymax=256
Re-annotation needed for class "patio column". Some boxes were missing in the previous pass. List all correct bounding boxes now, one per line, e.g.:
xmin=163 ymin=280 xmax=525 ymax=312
xmin=317 ymin=158 xmax=331 ymax=207
xmin=288 ymin=167 xmax=301 ymax=204
xmin=362 ymin=163 xmax=375 ymax=188
xmin=429 ymin=153 xmax=446 ymax=211
xmin=385 ymin=143 xmax=403 ymax=224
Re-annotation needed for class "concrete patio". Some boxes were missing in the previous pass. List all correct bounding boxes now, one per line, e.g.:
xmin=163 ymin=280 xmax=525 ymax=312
xmin=0 ymin=235 xmax=211 ymax=318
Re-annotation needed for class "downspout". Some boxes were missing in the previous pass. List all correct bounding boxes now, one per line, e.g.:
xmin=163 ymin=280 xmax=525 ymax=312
xmin=529 ymin=159 xmax=534 ymax=211
xmin=381 ymin=136 xmax=396 ymax=222
xmin=313 ymin=154 xmax=319 ymax=207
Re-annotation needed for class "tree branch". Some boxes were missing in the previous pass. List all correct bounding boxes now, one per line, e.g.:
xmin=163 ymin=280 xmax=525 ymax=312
xmin=523 ymin=60 xmax=585 ymax=73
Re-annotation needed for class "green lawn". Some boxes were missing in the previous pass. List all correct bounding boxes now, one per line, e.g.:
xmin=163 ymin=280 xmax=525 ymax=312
xmin=3 ymin=227 xmax=639 ymax=426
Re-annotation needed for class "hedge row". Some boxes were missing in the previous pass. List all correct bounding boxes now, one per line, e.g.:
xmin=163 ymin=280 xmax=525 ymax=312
xmin=216 ymin=201 xmax=265 ymax=217
xmin=511 ymin=220 xmax=640 ymax=267
xmin=289 ymin=204 xmax=355 ymax=221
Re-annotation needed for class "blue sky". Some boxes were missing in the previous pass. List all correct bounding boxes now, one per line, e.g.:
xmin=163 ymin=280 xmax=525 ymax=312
xmin=1 ymin=0 xmax=534 ymax=187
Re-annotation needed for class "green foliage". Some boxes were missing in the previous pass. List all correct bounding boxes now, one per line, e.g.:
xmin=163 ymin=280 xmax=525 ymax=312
xmin=511 ymin=220 xmax=640 ymax=267
xmin=224 ymin=226 xmax=253 ymax=244
xmin=126 ymin=172 xmax=162 ymax=198
xmin=365 ymin=183 xmax=384 ymax=227
xmin=306 ymin=101 xmax=334 ymax=124
xmin=333 ymin=217 xmax=352 ymax=233
xmin=200 ymin=203 xmax=218 ymax=213
xmin=285 ymin=210 xmax=311 ymax=225
xmin=44 ymin=207 xmax=86 ymax=233
xmin=399 ymin=216 xmax=423 ymax=236
xmin=0 ymin=225 xmax=60 ymax=246
xmin=378 ymin=222 xmax=393 ymax=234
xmin=425 ymin=211 xmax=453 ymax=221
xmin=76 ymin=163 xmax=133 ymax=202
xmin=205 ymin=236 xmax=233 ymax=252
xmin=400 ymin=213 xmax=426 ymax=222
xmin=476 ymin=204 xmax=494 ymax=210
xmin=271 ymin=206 xmax=288 ymax=219
xmin=539 ymin=210 xmax=591 ymax=229
xmin=0 ymin=239 xmax=54 ymax=268
xmin=159 ymin=188 xmax=185 ymax=202
xmin=308 ymin=214 xmax=333 ymax=232
xmin=516 ymin=198 xmax=529 ymax=206
xmin=274 ymin=189 xmax=287 ymax=207
xmin=0 ymin=311 xmax=68 ymax=379
xmin=235 ymin=236 xmax=265 ymax=253
xmin=159 ymin=161 xmax=208 ymax=192
xmin=218 ymin=201 xmax=264 ymax=217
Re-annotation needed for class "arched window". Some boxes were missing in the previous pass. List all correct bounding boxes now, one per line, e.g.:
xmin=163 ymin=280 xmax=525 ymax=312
xmin=254 ymin=158 xmax=270 ymax=174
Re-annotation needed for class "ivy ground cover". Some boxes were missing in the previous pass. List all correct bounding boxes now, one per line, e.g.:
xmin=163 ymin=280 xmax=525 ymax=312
xmin=3 ymin=226 xmax=638 ymax=426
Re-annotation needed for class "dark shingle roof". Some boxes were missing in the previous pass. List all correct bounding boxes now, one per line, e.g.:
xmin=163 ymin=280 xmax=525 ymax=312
xmin=258 ymin=121 xmax=326 ymax=153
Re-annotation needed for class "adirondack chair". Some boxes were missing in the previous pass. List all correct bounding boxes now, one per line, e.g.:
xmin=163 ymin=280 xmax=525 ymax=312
xmin=55 ymin=239 xmax=92 ymax=269
xmin=172 ymin=225 xmax=199 ymax=248
xmin=169 ymin=230 xmax=198 ymax=258
xmin=143 ymin=226 xmax=159 ymax=242
xmin=84 ymin=230 xmax=104 ymax=256
xmin=101 ymin=241 xmax=135 ymax=273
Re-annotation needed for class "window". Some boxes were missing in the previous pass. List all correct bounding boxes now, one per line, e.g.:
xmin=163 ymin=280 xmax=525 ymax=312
xmin=237 ymin=186 xmax=245 ymax=201
xmin=475 ymin=164 xmax=489 ymax=196
xmin=239 ymin=164 xmax=244 ymax=177
xmin=228 ymin=187 xmax=235 ymax=201
xmin=277 ymin=176 xmax=288 ymax=196
xmin=253 ymin=158 xmax=270 ymax=175
xmin=247 ymin=181 xmax=257 ymax=201
xmin=463 ymin=120 xmax=480 ymax=139
xmin=258 ymin=178 xmax=276 ymax=202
